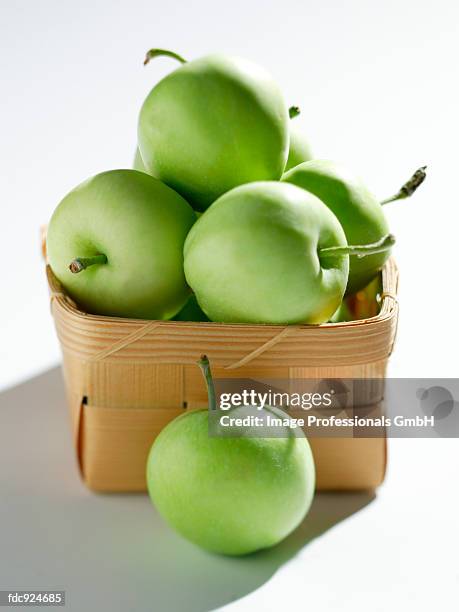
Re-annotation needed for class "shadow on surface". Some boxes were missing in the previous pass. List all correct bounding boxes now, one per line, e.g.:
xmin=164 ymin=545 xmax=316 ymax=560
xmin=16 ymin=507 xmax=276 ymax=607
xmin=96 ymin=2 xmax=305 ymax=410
xmin=0 ymin=368 xmax=375 ymax=612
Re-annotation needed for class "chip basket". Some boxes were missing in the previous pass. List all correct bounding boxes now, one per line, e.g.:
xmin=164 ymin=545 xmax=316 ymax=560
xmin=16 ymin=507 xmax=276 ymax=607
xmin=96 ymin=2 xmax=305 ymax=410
xmin=46 ymin=252 xmax=398 ymax=492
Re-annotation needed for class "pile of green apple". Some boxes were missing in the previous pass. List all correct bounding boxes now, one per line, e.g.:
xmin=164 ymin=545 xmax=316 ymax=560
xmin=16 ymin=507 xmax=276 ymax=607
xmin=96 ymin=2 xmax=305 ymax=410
xmin=46 ymin=48 xmax=427 ymax=556
xmin=47 ymin=48 xmax=426 ymax=325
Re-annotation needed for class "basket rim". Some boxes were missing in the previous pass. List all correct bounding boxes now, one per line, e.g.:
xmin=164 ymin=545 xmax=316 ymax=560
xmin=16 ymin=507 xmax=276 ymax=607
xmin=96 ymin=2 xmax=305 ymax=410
xmin=46 ymin=258 xmax=398 ymax=330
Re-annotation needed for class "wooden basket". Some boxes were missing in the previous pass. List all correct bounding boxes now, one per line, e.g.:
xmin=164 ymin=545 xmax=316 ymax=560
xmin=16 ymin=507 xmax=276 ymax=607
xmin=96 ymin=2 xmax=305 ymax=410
xmin=46 ymin=258 xmax=399 ymax=492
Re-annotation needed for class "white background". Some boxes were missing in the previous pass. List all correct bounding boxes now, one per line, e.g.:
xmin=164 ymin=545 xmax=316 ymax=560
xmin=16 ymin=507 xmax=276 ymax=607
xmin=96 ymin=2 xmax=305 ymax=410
xmin=1 ymin=1 xmax=458 ymax=610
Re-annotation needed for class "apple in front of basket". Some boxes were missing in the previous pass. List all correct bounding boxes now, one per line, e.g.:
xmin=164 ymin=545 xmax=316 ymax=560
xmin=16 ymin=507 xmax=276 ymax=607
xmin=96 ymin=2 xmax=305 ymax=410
xmin=146 ymin=356 xmax=316 ymax=556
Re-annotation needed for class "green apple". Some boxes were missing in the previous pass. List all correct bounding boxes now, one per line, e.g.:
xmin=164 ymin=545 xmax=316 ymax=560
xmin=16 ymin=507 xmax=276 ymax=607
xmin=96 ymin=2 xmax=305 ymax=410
xmin=329 ymin=301 xmax=353 ymax=323
xmin=283 ymin=161 xmax=424 ymax=294
xmin=147 ymin=357 xmax=315 ymax=555
xmin=133 ymin=147 xmax=148 ymax=173
xmin=47 ymin=169 xmax=196 ymax=319
xmin=133 ymin=146 xmax=160 ymax=178
xmin=283 ymin=160 xmax=391 ymax=294
xmin=172 ymin=295 xmax=209 ymax=322
xmin=138 ymin=49 xmax=289 ymax=210
xmin=184 ymin=181 xmax=350 ymax=324
xmin=285 ymin=106 xmax=313 ymax=172
xmin=184 ymin=181 xmax=394 ymax=324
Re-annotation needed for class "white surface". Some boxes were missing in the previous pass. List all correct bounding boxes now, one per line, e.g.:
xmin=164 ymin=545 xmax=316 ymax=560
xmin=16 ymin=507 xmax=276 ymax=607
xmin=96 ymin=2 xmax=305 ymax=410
xmin=1 ymin=0 xmax=458 ymax=610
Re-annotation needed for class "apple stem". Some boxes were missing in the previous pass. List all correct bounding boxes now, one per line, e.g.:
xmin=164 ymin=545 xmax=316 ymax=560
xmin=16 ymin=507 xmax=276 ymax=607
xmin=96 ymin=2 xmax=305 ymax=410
xmin=380 ymin=166 xmax=427 ymax=205
xmin=289 ymin=106 xmax=300 ymax=119
xmin=143 ymin=48 xmax=187 ymax=67
xmin=320 ymin=234 xmax=395 ymax=259
xmin=198 ymin=355 xmax=217 ymax=411
xmin=69 ymin=254 xmax=108 ymax=274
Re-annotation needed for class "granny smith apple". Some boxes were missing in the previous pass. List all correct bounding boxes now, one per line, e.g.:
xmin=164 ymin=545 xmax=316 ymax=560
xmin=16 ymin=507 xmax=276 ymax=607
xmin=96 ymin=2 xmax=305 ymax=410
xmin=133 ymin=147 xmax=148 ymax=173
xmin=329 ymin=301 xmax=353 ymax=323
xmin=133 ymin=146 xmax=159 ymax=178
xmin=283 ymin=160 xmax=390 ymax=294
xmin=172 ymin=295 xmax=209 ymax=322
xmin=147 ymin=356 xmax=315 ymax=555
xmin=47 ymin=169 xmax=196 ymax=319
xmin=285 ymin=106 xmax=313 ymax=172
xmin=283 ymin=160 xmax=419 ymax=294
xmin=138 ymin=49 xmax=289 ymax=210
xmin=184 ymin=181 xmax=351 ymax=324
